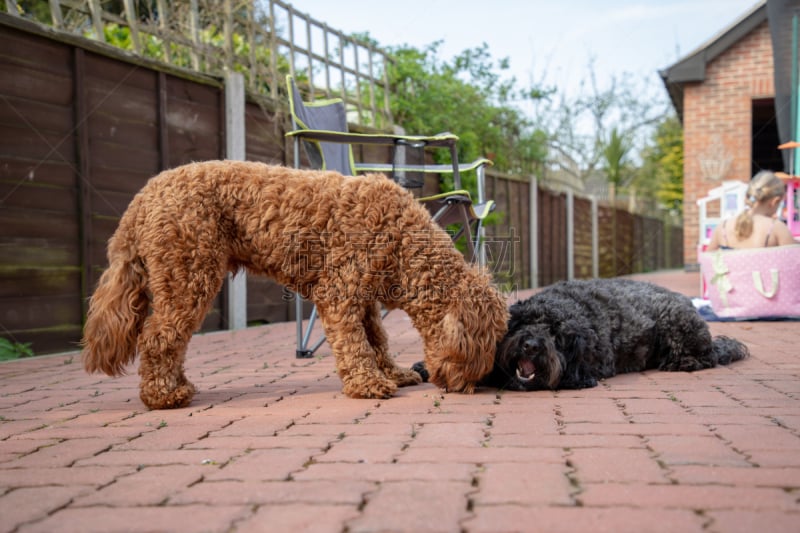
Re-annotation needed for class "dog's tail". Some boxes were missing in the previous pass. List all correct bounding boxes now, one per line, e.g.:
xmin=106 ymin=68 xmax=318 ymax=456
xmin=81 ymin=249 xmax=149 ymax=377
xmin=711 ymin=335 xmax=750 ymax=366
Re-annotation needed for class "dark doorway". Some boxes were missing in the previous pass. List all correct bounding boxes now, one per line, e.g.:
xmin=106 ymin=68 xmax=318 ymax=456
xmin=752 ymin=98 xmax=783 ymax=175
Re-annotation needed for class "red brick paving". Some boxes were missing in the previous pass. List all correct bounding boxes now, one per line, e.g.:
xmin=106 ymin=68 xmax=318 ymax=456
xmin=1 ymin=270 xmax=799 ymax=532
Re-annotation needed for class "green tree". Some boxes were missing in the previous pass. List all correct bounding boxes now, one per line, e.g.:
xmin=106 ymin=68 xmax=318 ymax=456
xmin=380 ymin=41 xmax=548 ymax=180
xmin=638 ymin=114 xmax=684 ymax=217
xmin=602 ymin=127 xmax=633 ymax=203
xmin=4 ymin=0 xmax=51 ymax=21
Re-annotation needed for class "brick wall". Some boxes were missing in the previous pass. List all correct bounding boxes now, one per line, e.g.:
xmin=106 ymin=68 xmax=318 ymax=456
xmin=682 ymin=20 xmax=774 ymax=266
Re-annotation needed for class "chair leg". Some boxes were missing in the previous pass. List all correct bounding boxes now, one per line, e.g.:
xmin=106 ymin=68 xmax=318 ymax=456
xmin=459 ymin=208 xmax=476 ymax=261
xmin=475 ymin=219 xmax=487 ymax=267
xmin=295 ymin=293 xmax=326 ymax=358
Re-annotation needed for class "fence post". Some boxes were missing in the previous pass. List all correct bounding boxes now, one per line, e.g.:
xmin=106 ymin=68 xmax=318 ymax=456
xmin=567 ymin=189 xmax=574 ymax=280
xmin=529 ymin=176 xmax=538 ymax=289
xmin=591 ymin=196 xmax=599 ymax=278
xmin=87 ymin=0 xmax=105 ymax=42
xmin=225 ymin=71 xmax=247 ymax=330
xmin=122 ymin=0 xmax=141 ymax=53
xmin=189 ymin=0 xmax=200 ymax=71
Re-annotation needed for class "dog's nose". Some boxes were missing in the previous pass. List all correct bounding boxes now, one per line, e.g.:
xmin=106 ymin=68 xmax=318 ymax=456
xmin=523 ymin=338 xmax=539 ymax=352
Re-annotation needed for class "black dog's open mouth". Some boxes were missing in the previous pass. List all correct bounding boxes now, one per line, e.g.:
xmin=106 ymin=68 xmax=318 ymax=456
xmin=516 ymin=358 xmax=536 ymax=382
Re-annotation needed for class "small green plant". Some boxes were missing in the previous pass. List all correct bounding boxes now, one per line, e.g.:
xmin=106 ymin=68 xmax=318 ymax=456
xmin=0 ymin=338 xmax=34 ymax=361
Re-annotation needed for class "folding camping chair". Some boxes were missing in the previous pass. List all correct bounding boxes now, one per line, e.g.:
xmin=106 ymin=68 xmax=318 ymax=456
xmin=285 ymin=75 xmax=495 ymax=357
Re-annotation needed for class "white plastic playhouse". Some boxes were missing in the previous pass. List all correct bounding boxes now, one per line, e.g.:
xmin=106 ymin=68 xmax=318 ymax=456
xmin=696 ymin=180 xmax=749 ymax=252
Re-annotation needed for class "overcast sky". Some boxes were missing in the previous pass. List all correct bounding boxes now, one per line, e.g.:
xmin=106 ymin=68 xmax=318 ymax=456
xmin=289 ymin=0 xmax=762 ymax=108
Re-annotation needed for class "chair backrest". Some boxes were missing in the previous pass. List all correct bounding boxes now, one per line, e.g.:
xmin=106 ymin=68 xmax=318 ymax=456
xmin=287 ymin=75 xmax=354 ymax=175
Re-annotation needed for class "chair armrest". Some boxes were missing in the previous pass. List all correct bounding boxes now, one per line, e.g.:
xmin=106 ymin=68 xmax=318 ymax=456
xmin=285 ymin=128 xmax=460 ymax=148
xmin=286 ymin=128 xmax=491 ymax=196
xmin=354 ymin=159 xmax=492 ymax=175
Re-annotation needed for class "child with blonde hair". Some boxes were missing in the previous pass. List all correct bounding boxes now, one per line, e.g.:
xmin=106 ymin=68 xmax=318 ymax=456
xmin=707 ymin=170 xmax=796 ymax=251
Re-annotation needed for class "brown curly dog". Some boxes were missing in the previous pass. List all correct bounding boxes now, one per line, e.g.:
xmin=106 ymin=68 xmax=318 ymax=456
xmin=81 ymin=160 xmax=508 ymax=409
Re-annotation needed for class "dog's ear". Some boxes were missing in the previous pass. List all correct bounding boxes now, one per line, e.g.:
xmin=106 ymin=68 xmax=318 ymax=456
xmin=426 ymin=311 xmax=469 ymax=393
xmin=555 ymin=320 xmax=600 ymax=390
xmin=555 ymin=320 xmax=596 ymax=360
xmin=566 ymin=329 xmax=592 ymax=357
xmin=439 ymin=312 xmax=464 ymax=352
xmin=507 ymin=300 xmax=534 ymax=328
xmin=506 ymin=314 xmax=525 ymax=334
xmin=428 ymin=309 xmax=494 ymax=393
xmin=508 ymin=300 xmax=525 ymax=317
xmin=507 ymin=301 xmax=537 ymax=334
xmin=439 ymin=311 xmax=467 ymax=359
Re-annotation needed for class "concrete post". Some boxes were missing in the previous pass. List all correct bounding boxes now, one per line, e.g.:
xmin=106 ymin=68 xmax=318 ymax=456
xmin=566 ymin=189 xmax=574 ymax=281
xmin=529 ymin=176 xmax=538 ymax=289
xmin=591 ymin=196 xmax=599 ymax=278
xmin=225 ymin=70 xmax=247 ymax=330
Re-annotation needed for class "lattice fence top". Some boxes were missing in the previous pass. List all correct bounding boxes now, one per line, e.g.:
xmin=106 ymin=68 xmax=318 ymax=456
xmin=4 ymin=0 xmax=393 ymax=128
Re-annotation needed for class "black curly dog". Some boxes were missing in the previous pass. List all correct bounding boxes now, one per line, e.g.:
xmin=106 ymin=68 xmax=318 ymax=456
xmin=413 ymin=278 xmax=749 ymax=391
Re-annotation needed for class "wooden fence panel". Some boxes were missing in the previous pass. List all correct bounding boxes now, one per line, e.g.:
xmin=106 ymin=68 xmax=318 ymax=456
xmin=597 ymin=205 xmax=615 ymax=278
xmin=165 ymin=75 xmax=225 ymax=329
xmin=483 ymin=174 xmax=521 ymax=288
xmin=82 ymin=51 xmax=161 ymax=301
xmin=0 ymin=24 xmax=83 ymax=353
xmin=244 ymin=99 xmax=293 ymax=325
xmin=614 ymin=210 xmax=635 ymax=276
xmin=641 ymin=217 xmax=661 ymax=272
xmin=538 ymin=188 xmax=568 ymax=286
xmin=511 ymin=179 xmax=530 ymax=289
xmin=573 ymin=196 xmax=594 ymax=279
xmin=245 ymin=102 xmax=286 ymax=165
xmin=164 ymin=77 xmax=223 ymax=167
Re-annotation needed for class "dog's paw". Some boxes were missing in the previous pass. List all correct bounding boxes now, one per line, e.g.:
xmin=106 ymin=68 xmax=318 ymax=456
xmin=410 ymin=361 xmax=429 ymax=382
xmin=386 ymin=366 xmax=423 ymax=387
xmin=140 ymin=381 xmax=196 ymax=410
xmin=342 ymin=376 xmax=398 ymax=399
